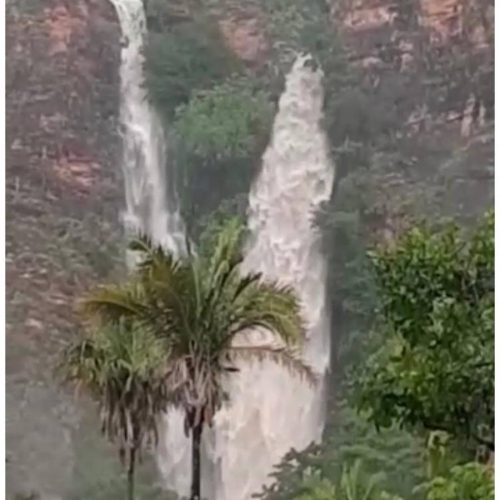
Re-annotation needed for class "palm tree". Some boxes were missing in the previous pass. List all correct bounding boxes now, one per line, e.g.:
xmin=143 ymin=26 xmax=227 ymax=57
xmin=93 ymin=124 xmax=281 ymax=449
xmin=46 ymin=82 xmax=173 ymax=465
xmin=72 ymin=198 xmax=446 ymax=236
xmin=340 ymin=460 xmax=387 ymax=500
xmin=63 ymin=320 xmax=168 ymax=500
xmin=81 ymin=218 xmax=315 ymax=500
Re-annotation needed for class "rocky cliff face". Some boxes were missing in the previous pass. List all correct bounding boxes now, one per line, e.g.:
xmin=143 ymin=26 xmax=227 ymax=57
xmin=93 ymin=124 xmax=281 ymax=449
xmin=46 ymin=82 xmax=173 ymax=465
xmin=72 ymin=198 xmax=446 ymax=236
xmin=330 ymin=0 xmax=493 ymax=241
xmin=338 ymin=0 xmax=492 ymax=44
xmin=6 ymin=0 xmax=122 ymax=497
xmin=218 ymin=9 xmax=270 ymax=68
xmin=208 ymin=0 xmax=493 ymax=153
xmin=7 ymin=0 xmax=121 ymax=201
xmin=334 ymin=0 xmax=493 ymax=127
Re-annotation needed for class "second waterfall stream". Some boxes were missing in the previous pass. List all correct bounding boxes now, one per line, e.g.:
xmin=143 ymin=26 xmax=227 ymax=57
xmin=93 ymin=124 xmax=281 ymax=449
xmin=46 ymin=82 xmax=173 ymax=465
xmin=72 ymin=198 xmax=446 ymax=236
xmin=110 ymin=1 xmax=334 ymax=498
xmin=208 ymin=54 xmax=335 ymax=499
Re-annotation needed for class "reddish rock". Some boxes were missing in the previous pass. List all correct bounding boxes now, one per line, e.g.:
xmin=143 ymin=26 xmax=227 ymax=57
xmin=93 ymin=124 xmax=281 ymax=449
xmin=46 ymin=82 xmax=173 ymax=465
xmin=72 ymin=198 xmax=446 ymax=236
xmin=6 ymin=0 xmax=121 ymax=204
xmin=336 ymin=0 xmax=492 ymax=50
xmin=219 ymin=11 xmax=270 ymax=67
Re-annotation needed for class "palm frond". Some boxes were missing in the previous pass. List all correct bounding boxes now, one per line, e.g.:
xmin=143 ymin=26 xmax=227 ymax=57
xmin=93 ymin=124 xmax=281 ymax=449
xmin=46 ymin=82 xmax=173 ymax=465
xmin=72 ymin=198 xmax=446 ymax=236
xmin=205 ymin=217 xmax=244 ymax=283
xmin=229 ymin=345 xmax=317 ymax=386
xmin=130 ymin=240 xmax=200 ymax=343
xmin=228 ymin=280 xmax=305 ymax=346
xmin=62 ymin=322 xmax=169 ymax=469
xmin=81 ymin=282 xmax=148 ymax=324
xmin=231 ymin=272 xmax=263 ymax=302
xmin=128 ymin=234 xmax=155 ymax=255
xmin=163 ymin=355 xmax=226 ymax=429
xmin=85 ymin=239 xmax=200 ymax=348
xmin=62 ymin=336 xmax=103 ymax=392
xmin=136 ymin=244 xmax=180 ymax=279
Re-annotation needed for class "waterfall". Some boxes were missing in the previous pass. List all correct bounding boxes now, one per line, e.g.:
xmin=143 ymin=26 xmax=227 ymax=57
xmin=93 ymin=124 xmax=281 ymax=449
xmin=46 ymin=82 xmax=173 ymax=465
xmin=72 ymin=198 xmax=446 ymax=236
xmin=111 ymin=0 xmax=333 ymax=495
xmin=110 ymin=0 xmax=192 ymax=494
xmin=209 ymin=54 xmax=334 ymax=499
xmin=110 ymin=0 xmax=185 ymax=257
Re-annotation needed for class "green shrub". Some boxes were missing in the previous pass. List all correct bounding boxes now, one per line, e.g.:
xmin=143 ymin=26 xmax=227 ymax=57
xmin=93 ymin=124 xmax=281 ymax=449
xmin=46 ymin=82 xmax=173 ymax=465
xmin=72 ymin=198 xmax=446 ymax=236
xmin=256 ymin=403 xmax=426 ymax=499
xmin=417 ymin=463 xmax=494 ymax=500
xmin=144 ymin=0 xmax=192 ymax=32
xmin=143 ymin=19 xmax=240 ymax=119
xmin=174 ymin=78 xmax=274 ymax=160
xmin=354 ymin=212 xmax=494 ymax=453
xmin=197 ymin=196 xmax=247 ymax=253
xmin=173 ymin=78 xmax=274 ymax=234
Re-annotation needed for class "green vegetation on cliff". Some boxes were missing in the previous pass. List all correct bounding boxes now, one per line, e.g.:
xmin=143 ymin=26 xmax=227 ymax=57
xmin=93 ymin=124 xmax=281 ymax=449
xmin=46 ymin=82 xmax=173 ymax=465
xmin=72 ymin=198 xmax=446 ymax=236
xmin=356 ymin=213 xmax=494 ymax=452
xmin=144 ymin=12 xmax=239 ymax=119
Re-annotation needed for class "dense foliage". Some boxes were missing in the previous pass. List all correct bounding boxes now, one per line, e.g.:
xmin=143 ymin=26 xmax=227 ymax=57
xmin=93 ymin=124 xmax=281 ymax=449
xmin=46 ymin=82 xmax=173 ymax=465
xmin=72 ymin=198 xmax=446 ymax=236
xmin=256 ymin=403 xmax=426 ymax=499
xmin=172 ymin=78 xmax=274 ymax=232
xmin=144 ymin=17 xmax=239 ymax=120
xmin=418 ymin=463 xmax=494 ymax=500
xmin=355 ymin=212 xmax=494 ymax=453
xmin=174 ymin=79 xmax=273 ymax=161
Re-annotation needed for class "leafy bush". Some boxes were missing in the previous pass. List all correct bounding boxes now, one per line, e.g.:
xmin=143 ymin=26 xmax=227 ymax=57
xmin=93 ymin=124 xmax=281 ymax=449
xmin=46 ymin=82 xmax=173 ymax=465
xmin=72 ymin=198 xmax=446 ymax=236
xmin=143 ymin=19 xmax=240 ymax=119
xmin=172 ymin=78 xmax=274 ymax=236
xmin=174 ymin=78 xmax=274 ymax=160
xmin=262 ymin=459 xmax=406 ymax=500
xmin=197 ymin=195 xmax=248 ymax=254
xmin=256 ymin=403 xmax=426 ymax=499
xmin=291 ymin=476 xmax=338 ymax=500
xmin=355 ymin=212 xmax=494 ymax=453
xmin=144 ymin=0 xmax=192 ymax=32
xmin=417 ymin=463 xmax=494 ymax=500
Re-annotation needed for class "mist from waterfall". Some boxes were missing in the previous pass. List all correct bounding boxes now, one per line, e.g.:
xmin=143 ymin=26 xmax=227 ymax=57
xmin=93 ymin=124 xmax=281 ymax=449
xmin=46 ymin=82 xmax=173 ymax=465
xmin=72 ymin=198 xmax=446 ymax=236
xmin=110 ymin=1 xmax=333 ymax=497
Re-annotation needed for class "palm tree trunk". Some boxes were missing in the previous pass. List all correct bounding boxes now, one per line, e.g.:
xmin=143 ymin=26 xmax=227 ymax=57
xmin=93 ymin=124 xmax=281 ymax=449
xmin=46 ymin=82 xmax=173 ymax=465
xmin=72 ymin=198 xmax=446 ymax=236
xmin=191 ymin=421 xmax=203 ymax=500
xmin=127 ymin=446 xmax=136 ymax=500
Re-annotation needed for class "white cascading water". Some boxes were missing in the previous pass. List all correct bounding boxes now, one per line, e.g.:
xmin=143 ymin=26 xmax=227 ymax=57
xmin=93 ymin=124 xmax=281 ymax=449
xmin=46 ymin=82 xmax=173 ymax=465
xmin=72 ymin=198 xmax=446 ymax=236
xmin=110 ymin=0 xmax=334 ymax=496
xmin=209 ymin=54 xmax=334 ymax=499
xmin=110 ymin=1 xmax=193 ymax=493
xmin=110 ymin=0 xmax=185 ymax=257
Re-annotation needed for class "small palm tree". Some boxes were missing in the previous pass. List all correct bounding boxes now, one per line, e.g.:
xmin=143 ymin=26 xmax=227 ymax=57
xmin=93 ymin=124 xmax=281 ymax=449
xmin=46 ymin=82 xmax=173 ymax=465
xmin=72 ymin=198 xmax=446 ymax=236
xmin=82 ymin=219 xmax=315 ymax=500
xmin=340 ymin=460 xmax=387 ymax=500
xmin=63 ymin=321 xmax=168 ymax=500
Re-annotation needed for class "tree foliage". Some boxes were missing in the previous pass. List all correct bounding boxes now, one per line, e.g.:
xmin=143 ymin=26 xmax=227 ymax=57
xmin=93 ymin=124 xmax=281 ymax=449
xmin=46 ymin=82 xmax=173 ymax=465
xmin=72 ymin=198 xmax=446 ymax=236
xmin=289 ymin=459 xmax=393 ymax=500
xmin=172 ymin=78 xmax=273 ymax=234
xmin=256 ymin=403 xmax=426 ymax=500
xmin=354 ymin=211 xmax=494 ymax=452
xmin=143 ymin=18 xmax=239 ymax=120
xmin=418 ymin=462 xmax=494 ymax=500
xmin=174 ymin=78 xmax=273 ymax=161
xmin=258 ymin=211 xmax=493 ymax=500
xmin=63 ymin=322 xmax=169 ymax=500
